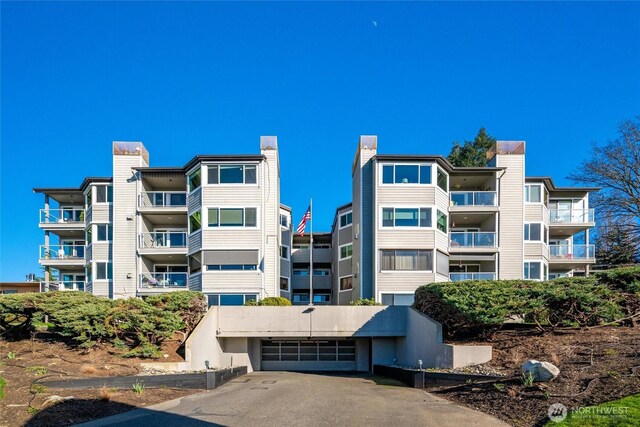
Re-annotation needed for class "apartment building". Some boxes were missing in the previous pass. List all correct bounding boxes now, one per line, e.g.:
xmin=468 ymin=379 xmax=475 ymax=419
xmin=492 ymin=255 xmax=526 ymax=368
xmin=34 ymin=135 xmax=596 ymax=305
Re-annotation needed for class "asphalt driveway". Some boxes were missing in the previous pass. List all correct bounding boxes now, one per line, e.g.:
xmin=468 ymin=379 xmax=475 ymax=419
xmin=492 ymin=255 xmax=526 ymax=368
xmin=80 ymin=371 xmax=509 ymax=427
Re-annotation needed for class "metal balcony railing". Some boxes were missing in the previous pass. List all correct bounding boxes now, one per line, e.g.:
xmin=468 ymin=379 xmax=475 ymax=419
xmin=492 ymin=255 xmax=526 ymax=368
xmin=39 ymin=209 xmax=85 ymax=224
xmin=140 ymin=272 xmax=188 ymax=289
xmin=549 ymin=244 xmax=595 ymax=260
xmin=139 ymin=191 xmax=187 ymax=208
xmin=549 ymin=209 xmax=595 ymax=224
xmin=449 ymin=232 xmax=497 ymax=248
xmin=139 ymin=232 xmax=187 ymax=249
xmin=39 ymin=245 xmax=85 ymax=260
xmin=449 ymin=272 xmax=496 ymax=282
xmin=450 ymin=191 xmax=497 ymax=207
xmin=40 ymin=281 xmax=85 ymax=291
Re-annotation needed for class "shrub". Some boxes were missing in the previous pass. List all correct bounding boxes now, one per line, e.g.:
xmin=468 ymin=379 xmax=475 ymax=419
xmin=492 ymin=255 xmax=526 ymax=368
xmin=595 ymin=266 xmax=640 ymax=294
xmin=349 ymin=298 xmax=381 ymax=306
xmin=144 ymin=291 xmax=207 ymax=334
xmin=246 ymin=297 xmax=292 ymax=306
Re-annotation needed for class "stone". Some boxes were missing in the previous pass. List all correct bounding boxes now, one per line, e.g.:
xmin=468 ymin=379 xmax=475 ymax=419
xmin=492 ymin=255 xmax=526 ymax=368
xmin=522 ymin=360 xmax=560 ymax=382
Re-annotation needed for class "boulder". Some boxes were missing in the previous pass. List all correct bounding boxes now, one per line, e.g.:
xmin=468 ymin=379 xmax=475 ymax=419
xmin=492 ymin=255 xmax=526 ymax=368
xmin=521 ymin=360 xmax=560 ymax=382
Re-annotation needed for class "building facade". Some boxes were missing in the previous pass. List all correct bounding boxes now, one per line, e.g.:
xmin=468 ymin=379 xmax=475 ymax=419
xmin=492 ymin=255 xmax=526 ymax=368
xmin=34 ymin=136 xmax=596 ymax=304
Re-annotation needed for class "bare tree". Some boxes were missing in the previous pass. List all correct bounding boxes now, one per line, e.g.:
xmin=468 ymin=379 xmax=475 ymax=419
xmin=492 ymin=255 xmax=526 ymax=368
xmin=570 ymin=117 xmax=640 ymax=244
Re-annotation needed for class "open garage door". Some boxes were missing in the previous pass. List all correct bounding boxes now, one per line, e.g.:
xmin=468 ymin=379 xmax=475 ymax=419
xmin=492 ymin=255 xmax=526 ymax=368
xmin=261 ymin=339 xmax=357 ymax=371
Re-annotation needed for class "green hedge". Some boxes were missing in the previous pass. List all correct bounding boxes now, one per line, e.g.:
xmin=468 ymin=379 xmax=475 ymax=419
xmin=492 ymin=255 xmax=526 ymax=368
xmin=594 ymin=266 xmax=640 ymax=294
xmin=0 ymin=291 xmax=207 ymax=357
xmin=414 ymin=276 xmax=630 ymax=337
xmin=349 ymin=298 xmax=381 ymax=306
xmin=244 ymin=297 xmax=292 ymax=306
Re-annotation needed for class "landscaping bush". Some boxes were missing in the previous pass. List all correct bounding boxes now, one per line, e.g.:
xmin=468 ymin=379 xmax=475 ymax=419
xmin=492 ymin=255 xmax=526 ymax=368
xmin=247 ymin=297 xmax=292 ymax=306
xmin=0 ymin=291 xmax=207 ymax=357
xmin=595 ymin=266 xmax=640 ymax=294
xmin=349 ymin=298 xmax=381 ymax=306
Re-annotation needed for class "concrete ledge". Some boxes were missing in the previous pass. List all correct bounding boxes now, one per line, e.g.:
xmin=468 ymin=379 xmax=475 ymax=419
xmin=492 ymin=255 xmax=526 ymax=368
xmin=373 ymin=365 xmax=501 ymax=388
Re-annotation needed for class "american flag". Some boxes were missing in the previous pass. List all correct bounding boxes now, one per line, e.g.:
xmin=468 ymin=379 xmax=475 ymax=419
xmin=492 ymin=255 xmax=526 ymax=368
xmin=296 ymin=206 xmax=311 ymax=236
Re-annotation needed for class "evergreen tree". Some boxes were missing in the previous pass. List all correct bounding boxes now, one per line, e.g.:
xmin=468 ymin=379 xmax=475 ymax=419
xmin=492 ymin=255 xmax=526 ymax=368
xmin=447 ymin=127 xmax=497 ymax=167
xmin=596 ymin=219 xmax=638 ymax=266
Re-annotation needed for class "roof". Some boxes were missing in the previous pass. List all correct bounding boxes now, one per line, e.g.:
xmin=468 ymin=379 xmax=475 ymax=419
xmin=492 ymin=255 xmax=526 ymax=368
xmin=373 ymin=154 xmax=504 ymax=173
xmin=279 ymin=203 xmax=292 ymax=212
xmin=34 ymin=177 xmax=112 ymax=196
xmin=331 ymin=202 xmax=353 ymax=232
xmin=525 ymin=176 xmax=600 ymax=192
xmin=183 ymin=154 xmax=266 ymax=172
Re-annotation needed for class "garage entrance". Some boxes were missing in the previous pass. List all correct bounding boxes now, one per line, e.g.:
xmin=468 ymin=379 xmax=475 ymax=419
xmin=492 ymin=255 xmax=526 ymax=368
xmin=261 ymin=339 xmax=357 ymax=371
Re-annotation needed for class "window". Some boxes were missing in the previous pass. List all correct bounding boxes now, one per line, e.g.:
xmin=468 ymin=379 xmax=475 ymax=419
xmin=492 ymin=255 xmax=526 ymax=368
xmin=436 ymin=251 xmax=449 ymax=276
xmin=339 ymin=243 xmax=353 ymax=260
xmin=313 ymin=294 xmax=331 ymax=303
xmin=437 ymin=168 xmax=448 ymax=192
xmin=524 ymin=261 xmax=542 ymax=280
xmin=292 ymin=293 xmax=309 ymax=304
xmin=437 ymin=210 xmax=447 ymax=233
xmin=293 ymin=244 xmax=309 ymax=250
xmin=95 ymin=185 xmax=113 ymax=203
xmin=280 ymin=214 xmax=289 ymax=228
xmin=188 ymin=168 xmax=201 ymax=192
xmin=524 ymin=223 xmax=542 ymax=241
xmin=381 ymin=164 xmax=431 ymax=184
xmin=208 ymin=164 xmax=257 ymax=184
xmin=207 ymin=208 xmax=257 ymax=227
xmin=86 ymin=264 xmax=92 ymax=282
xmin=189 ymin=210 xmax=202 ymax=233
xmin=84 ymin=189 xmax=91 ymax=207
xmin=293 ymin=269 xmax=309 ymax=276
xmin=381 ymin=208 xmax=431 ymax=227
xmin=525 ymin=184 xmax=542 ymax=203
xmin=380 ymin=250 xmax=433 ymax=271
xmin=189 ymin=254 xmax=202 ymax=274
xmin=381 ymin=294 xmax=414 ymax=306
xmin=207 ymin=294 xmax=257 ymax=306
xmin=339 ymin=211 xmax=353 ymax=228
xmin=281 ymin=246 xmax=289 ymax=260
xmin=86 ymin=227 xmax=92 ymax=245
xmin=280 ymin=277 xmax=289 ymax=291
xmin=1 ymin=290 xmax=17 ymax=295
xmin=96 ymin=224 xmax=112 ymax=242
xmin=340 ymin=276 xmax=353 ymax=291
xmin=206 ymin=264 xmax=257 ymax=271
xmin=95 ymin=262 xmax=112 ymax=280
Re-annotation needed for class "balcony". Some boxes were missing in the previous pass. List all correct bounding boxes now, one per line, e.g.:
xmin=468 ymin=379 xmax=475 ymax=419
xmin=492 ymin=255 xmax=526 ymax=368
xmin=549 ymin=209 xmax=595 ymax=225
xmin=449 ymin=232 xmax=497 ymax=252
xmin=39 ymin=244 xmax=85 ymax=266
xmin=449 ymin=272 xmax=496 ymax=282
xmin=291 ymin=274 xmax=332 ymax=290
xmin=39 ymin=209 xmax=85 ymax=230
xmin=291 ymin=247 xmax=333 ymax=263
xmin=139 ymin=272 xmax=188 ymax=291
xmin=40 ymin=281 xmax=85 ymax=292
xmin=138 ymin=191 xmax=187 ymax=213
xmin=450 ymin=191 xmax=497 ymax=209
xmin=549 ymin=244 xmax=596 ymax=265
xmin=138 ymin=232 xmax=188 ymax=260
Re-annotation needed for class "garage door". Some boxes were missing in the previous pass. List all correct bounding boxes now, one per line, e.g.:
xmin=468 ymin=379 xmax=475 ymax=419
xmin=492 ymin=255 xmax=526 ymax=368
xmin=261 ymin=340 xmax=357 ymax=371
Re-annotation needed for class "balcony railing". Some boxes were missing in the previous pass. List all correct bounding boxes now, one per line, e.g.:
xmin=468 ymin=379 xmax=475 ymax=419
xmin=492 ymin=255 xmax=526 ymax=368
xmin=549 ymin=209 xmax=594 ymax=224
xmin=449 ymin=272 xmax=496 ymax=282
xmin=140 ymin=272 xmax=188 ymax=289
xmin=449 ymin=232 xmax=496 ymax=248
xmin=39 ymin=209 xmax=85 ymax=224
xmin=549 ymin=244 xmax=595 ymax=260
xmin=139 ymin=232 xmax=187 ymax=249
xmin=40 ymin=281 xmax=85 ymax=291
xmin=139 ymin=191 xmax=187 ymax=208
xmin=450 ymin=191 xmax=497 ymax=207
xmin=40 ymin=245 xmax=85 ymax=260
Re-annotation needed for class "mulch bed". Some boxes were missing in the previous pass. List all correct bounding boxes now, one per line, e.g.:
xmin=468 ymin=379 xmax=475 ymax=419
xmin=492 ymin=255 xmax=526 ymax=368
xmin=431 ymin=327 xmax=640 ymax=426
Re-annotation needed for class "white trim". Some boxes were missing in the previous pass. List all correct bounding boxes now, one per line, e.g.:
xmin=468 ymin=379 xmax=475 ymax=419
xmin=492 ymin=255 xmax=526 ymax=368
xmin=338 ymin=210 xmax=353 ymax=230
xmin=378 ymin=162 xmax=435 ymax=186
xmin=339 ymin=242 xmax=353 ymax=260
xmin=204 ymin=206 xmax=261 ymax=229
xmin=279 ymin=276 xmax=290 ymax=292
xmin=204 ymin=163 xmax=260 ymax=187
xmin=280 ymin=244 xmax=290 ymax=260
xmin=378 ymin=248 xmax=434 ymax=273
xmin=524 ymin=183 xmax=545 ymax=204
xmin=92 ymin=184 xmax=113 ymax=205
xmin=338 ymin=274 xmax=353 ymax=292
xmin=523 ymin=259 xmax=548 ymax=281
xmin=378 ymin=206 xmax=433 ymax=229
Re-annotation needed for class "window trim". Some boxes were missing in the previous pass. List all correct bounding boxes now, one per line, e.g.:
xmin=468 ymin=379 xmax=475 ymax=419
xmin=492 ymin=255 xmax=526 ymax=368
xmin=187 ymin=166 xmax=202 ymax=194
xmin=436 ymin=210 xmax=448 ymax=234
xmin=339 ymin=211 xmax=353 ymax=229
xmin=436 ymin=167 xmax=449 ymax=193
xmin=95 ymin=224 xmax=113 ymax=243
xmin=379 ymin=249 xmax=434 ymax=272
xmin=380 ymin=292 xmax=415 ymax=306
xmin=523 ymin=260 xmax=547 ymax=281
xmin=524 ymin=222 xmax=548 ymax=244
xmin=379 ymin=206 xmax=433 ymax=229
xmin=188 ymin=210 xmax=202 ymax=235
xmin=93 ymin=184 xmax=113 ymax=204
xmin=281 ymin=245 xmax=290 ymax=260
xmin=205 ymin=264 xmax=258 ymax=272
xmin=525 ymin=184 xmax=545 ymax=204
xmin=280 ymin=276 xmax=289 ymax=292
xmin=205 ymin=206 xmax=260 ymax=229
xmin=205 ymin=163 xmax=259 ymax=186
xmin=280 ymin=213 xmax=289 ymax=229
xmin=339 ymin=243 xmax=353 ymax=260
xmin=339 ymin=275 xmax=353 ymax=291
xmin=94 ymin=261 xmax=113 ymax=281
xmin=379 ymin=163 xmax=434 ymax=186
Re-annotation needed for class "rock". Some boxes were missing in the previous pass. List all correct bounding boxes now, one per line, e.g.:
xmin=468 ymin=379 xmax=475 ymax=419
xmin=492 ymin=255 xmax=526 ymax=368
xmin=521 ymin=360 xmax=560 ymax=382
xmin=163 ymin=354 xmax=169 ymax=358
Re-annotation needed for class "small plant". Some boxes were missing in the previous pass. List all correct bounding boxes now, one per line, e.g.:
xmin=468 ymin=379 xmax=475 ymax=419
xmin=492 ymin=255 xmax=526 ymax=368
xmin=30 ymin=384 xmax=47 ymax=394
xmin=26 ymin=406 xmax=40 ymax=415
xmin=25 ymin=366 xmax=48 ymax=376
xmin=522 ymin=371 xmax=535 ymax=387
xmin=132 ymin=381 xmax=145 ymax=394
xmin=6 ymin=352 xmax=16 ymax=360
xmin=0 ymin=377 xmax=6 ymax=400
xmin=607 ymin=370 xmax=620 ymax=378
xmin=349 ymin=298 xmax=381 ymax=306
xmin=543 ymin=391 xmax=551 ymax=400
xmin=492 ymin=382 xmax=505 ymax=392
xmin=603 ymin=348 xmax=619 ymax=357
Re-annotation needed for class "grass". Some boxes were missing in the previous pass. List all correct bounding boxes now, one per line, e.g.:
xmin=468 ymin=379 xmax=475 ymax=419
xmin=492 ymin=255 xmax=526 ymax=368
xmin=547 ymin=394 xmax=640 ymax=426
xmin=30 ymin=384 xmax=47 ymax=394
xmin=25 ymin=366 xmax=49 ymax=376
xmin=0 ymin=377 xmax=5 ymax=400
xmin=132 ymin=381 xmax=145 ymax=394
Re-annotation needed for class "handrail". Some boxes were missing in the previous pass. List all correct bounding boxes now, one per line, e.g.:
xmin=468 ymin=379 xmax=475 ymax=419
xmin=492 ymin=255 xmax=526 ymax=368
xmin=139 ymin=231 xmax=187 ymax=248
xmin=549 ymin=244 xmax=595 ymax=260
xmin=40 ymin=244 xmax=85 ymax=259
xmin=449 ymin=232 xmax=497 ymax=248
xmin=449 ymin=272 xmax=496 ymax=281
xmin=140 ymin=272 xmax=188 ymax=288
xmin=40 ymin=281 xmax=85 ymax=291
xmin=549 ymin=209 xmax=595 ymax=224
xmin=139 ymin=191 xmax=187 ymax=208
xmin=450 ymin=191 xmax=497 ymax=207
xmin=39 ymin=209 xmax=85 ymax=224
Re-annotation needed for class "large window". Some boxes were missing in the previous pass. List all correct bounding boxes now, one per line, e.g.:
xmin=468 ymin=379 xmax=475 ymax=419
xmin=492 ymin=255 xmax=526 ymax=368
xmin=340 ymin=276 xmax=353 ymax=291
xmin=96 ymin=224 xmax=112 ymax=242
xmin=437 ymin=210 xmax=447 ymax=233
xmin=188 ymin=168 xmax=201 ymax=192
xmin=339 ymin=243 xmax=353 ymax=260
xmin=95 ymin=262 xmax=112 ymax=280
xmin=189 ymin=210 xmax=202 ymax=233
xmin=382 ymin=164 xmax=431 ymax=184
xmin=380 ymin=250 xmax=433 ymax=271
xmin=524 ymin=261 xmax=542 ymax=280
xmin=208 ymin=165 xmax=257 ymax=184
xmin=525 ymin=184 xmax=543 ymax=203
xmin=437 ymin=168 xmax=448 ymax=192
xmin=381 ymin=293 xmax=414 ymax=306
xmin=339 ymin=211 xmax=353 ymax=228
xmin=95 ymin=185 xmax=113 ymax=203
xmin=382 ymin=207 xmax=431 ymax=227
xmin=207 ymin=207 xmax=257 ymax=227
xmin=207 ymin=294 xmax=257 ymax=306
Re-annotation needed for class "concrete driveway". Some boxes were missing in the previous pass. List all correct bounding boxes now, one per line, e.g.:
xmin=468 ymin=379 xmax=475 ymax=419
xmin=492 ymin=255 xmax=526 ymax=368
xmin=80 ymin=371 xmax=509 ymax=427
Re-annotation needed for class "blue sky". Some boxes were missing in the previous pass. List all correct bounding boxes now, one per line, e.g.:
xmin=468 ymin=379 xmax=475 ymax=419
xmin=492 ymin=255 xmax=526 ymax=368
xmin=1 ymin=1 xmax=639 ymax=281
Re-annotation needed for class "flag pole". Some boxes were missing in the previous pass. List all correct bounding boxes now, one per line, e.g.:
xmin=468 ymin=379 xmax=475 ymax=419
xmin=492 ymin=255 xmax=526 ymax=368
xmin=309 ymin=198 xmax=314 ymax=305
